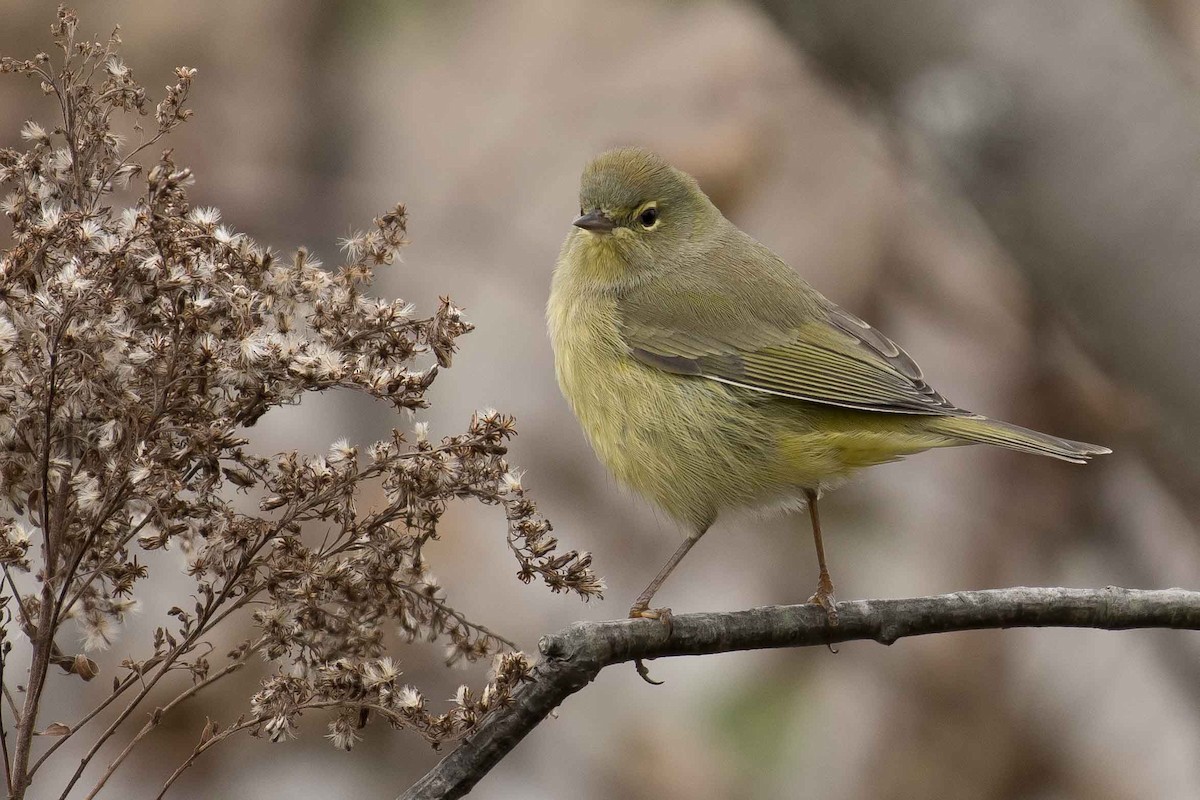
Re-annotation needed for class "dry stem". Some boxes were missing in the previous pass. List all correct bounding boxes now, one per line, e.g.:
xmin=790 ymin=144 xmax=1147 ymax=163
xmin=400 ymin=587 xmax=1200 ymax=800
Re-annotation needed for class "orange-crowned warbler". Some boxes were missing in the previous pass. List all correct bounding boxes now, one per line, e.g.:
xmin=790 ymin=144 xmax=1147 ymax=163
xmin=547 ymin=147 xmax=1109 ymax=643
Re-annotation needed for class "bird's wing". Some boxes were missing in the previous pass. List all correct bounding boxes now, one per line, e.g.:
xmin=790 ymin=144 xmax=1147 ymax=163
xmin=618 ymin=250 xmax=970 ymax=416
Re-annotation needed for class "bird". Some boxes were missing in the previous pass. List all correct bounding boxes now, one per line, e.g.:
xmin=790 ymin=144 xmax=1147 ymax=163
xmin=547 ymin=146 xmax=1109 ymax=645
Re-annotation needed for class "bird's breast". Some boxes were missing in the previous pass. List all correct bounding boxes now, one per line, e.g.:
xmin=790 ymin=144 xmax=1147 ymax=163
xmin=547 ymin=281 xmax=632 ymax=455
xmin=548 ymin=272 xmax=777 ymax=528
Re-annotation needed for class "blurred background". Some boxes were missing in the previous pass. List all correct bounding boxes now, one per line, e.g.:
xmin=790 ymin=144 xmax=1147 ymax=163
xmin=2 ymin=1 xmax=1199 ymax=798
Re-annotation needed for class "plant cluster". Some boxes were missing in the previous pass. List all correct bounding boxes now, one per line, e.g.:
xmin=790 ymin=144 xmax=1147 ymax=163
xmin=0 ymin=8 xmax=600 ymax=798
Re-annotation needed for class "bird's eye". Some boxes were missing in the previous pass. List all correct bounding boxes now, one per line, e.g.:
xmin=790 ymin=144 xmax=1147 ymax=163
xmin=639 ymin=207 xmax=659 ymax=228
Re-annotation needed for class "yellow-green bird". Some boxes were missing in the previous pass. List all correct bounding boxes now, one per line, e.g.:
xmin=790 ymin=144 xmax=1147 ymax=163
xmin=548 ymin=147 xmax=1109 ymax=630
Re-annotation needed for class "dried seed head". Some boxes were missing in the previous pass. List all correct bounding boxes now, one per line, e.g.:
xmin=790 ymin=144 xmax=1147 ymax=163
xmin=0 ymin=6 xmax=602 ymax=756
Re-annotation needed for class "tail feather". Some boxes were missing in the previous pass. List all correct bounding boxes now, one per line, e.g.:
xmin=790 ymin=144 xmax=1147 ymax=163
xmin=931 ymin=416 xmax=1112 ymax=464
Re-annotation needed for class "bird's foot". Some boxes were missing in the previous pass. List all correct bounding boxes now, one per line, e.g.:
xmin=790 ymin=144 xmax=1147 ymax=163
xmin=628 ymin=604 xmax=673 ymax=685
xmin=629 ymin=604 xmax=673 ymax=624
xmin=806 ymin=572 xmax=839 ymax=626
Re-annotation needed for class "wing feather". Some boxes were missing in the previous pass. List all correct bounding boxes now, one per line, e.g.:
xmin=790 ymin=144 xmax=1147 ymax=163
xmin=618 ymin=238 xmax=968 ymax=416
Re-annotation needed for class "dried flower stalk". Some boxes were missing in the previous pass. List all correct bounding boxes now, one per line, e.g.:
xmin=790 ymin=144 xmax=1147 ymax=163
xmin=0 ymin=8 xmax=601 ymax=798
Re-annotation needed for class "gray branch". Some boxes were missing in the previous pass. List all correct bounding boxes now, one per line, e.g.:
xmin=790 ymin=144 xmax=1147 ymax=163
xmin=400 ymin=586 xmax=1200 ymax=800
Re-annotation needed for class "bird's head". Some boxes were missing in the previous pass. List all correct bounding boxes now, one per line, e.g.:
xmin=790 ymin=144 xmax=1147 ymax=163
xmin=567 ymin=147 xmax=719 ymax=285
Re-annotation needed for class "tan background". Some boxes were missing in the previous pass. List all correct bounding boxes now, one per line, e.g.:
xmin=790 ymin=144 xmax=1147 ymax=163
xmin=1 ymin=1 xmax=1197 ymax=798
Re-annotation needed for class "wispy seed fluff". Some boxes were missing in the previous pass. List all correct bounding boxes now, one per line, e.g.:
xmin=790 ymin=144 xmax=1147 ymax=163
xmin=0 ymin=11 xmax=594 ymax=762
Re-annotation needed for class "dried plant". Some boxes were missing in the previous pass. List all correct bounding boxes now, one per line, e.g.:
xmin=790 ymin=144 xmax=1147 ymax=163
xmin=0 ymin=8 xmax=601 ymax=798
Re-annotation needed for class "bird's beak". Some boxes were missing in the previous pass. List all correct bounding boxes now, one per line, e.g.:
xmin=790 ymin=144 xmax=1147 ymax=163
xmin=572 ymin=209 xmax=615 ymax=233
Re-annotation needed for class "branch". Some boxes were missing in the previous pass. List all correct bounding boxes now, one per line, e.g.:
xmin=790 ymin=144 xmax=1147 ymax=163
xmin=153 ymin=717 xmax=261 ymax=800
xmin=400 ymin=586 xmax=1200 ymax=800
xmin=82 ymin=644 xmax=259 ymax=800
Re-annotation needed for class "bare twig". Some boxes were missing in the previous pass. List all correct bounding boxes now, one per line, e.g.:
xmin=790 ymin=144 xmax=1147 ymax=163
xmin=27 ymin=672 xmax=140 ymax=777
xmin=83 ymin=644 xmax=260 ymax=800
xmin=2 ymin=684 xmax=19 ymax=722
xmin=11 ymin=585 xmax=57 ymax=798
xmin=10 ymin=331 xmax=65 ymax=797
xmin=399 ymin=588 xmax=519 ymax=652
xmin=154 ymin=718 xmax=261 ymax=800
xmin=0 ymin=629 xmax=12 ymax=797
xmin=53 ymin=577 xmax=257 ymax=799
xmin=2 ymin=568 xmax=31 ymax=634
xmin=400 ymin=587 xmax=1200 ymax=800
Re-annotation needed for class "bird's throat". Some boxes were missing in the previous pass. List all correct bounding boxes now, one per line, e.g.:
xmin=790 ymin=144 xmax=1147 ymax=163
xmin=573 ymin=231 xmax=632 ymax=285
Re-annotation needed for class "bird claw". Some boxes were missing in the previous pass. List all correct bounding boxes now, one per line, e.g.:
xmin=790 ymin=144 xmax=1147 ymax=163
xmin=629 ymin=605 xmax=673 ymax=685
xmin=629 ymin=605 xmax=673 ymax=627
xmin=634 ymin=658 xmax=664 ymax=685
xmin=807 ymin=574 xmax=840 ymax=626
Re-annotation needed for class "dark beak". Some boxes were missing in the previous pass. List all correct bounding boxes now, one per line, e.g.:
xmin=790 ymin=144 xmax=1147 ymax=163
xmin=572 ymin=209 xmax=615 ymax=233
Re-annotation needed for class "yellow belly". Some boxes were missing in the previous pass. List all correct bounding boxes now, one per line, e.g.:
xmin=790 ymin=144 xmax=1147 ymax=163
xmin=547 ymin=267 xmax=950 ymax=531
xmin=550 ymin=282 xmax=797 ymax=529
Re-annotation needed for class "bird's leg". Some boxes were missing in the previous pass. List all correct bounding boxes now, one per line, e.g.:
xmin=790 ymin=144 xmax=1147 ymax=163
xmin=628 ymin=527 xmax=707 ymax=620
xmin=803 ymin=488 xmax=839 ymax=625
xmin=629 ymin=526 xmax=708 ymax=685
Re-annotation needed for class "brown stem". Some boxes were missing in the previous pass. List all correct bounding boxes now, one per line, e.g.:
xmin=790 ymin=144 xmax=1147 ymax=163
xmin=2 ymin=684 xmax=19 ymax=721
xmin=39 ymin=347 xmax=59 ymax=566
xmin=399 ymin=586 xmax=1200 ymax=800
xmin=399 ymin=588 xmax=519 ymax=652
xmin=83 ymin=646 xmax=259 ymax=800
xmin=1 ymin=628 xmax=13 ymax=797
xmin=52 ymin=594 xmax=243 ymax=799
xmin=27 ymin=671 xmax=140 ymax=778
xmin=9 ymin=333 xmax=66 ymax=799
xmin=153 ymin=719 xmax=261 ymax=800
xmin=54 ymin=519 xmax=283 ymax=798
xmin=57 ymin=505 xmax=151 ymax=622
xmin=10 ymin=584 xmax=57 ymax=799
xmin=2 ymin=568 xmax=31 ymax=638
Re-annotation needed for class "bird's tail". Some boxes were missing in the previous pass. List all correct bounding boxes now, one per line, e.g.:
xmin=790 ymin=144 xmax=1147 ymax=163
xmin=929 ymin=415 xmax=1111 ymax=464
